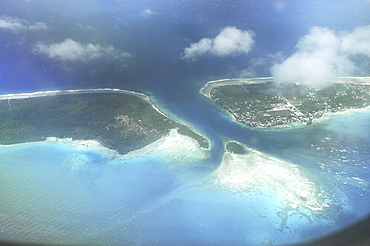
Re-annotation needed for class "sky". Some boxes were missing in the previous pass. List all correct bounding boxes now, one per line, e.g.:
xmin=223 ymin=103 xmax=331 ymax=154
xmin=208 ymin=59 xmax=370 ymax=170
xmin=0 ymin=0 xmax=370 ymax=93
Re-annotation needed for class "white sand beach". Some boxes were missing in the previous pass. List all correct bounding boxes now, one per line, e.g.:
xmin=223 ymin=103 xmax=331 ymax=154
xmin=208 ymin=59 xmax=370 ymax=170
xmin=200 ymin=77 xmax=370 ymax=99
xmin=210 ymin=143 xmax=326 ymax=211
xmin=200 ymin=77 xmax=272 ymax=99
xmin=44 ymin=128 xmax=210 ymax=168
xmin=121 ymin=128 xmax=210 ymax=166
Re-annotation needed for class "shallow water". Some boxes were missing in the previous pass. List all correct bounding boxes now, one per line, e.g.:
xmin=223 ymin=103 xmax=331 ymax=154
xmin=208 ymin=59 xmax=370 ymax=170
xmin=1 ymin=109 xmax=370 ymax=245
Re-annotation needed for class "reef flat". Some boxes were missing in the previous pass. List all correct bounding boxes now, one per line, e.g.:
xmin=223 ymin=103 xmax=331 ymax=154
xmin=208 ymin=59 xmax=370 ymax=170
xmin=0 ymin=90 xmax=209 ymax=154
xmin=210 ymin=140 xmax=327 ymax=211
xmin=203 ymin=77 xmax=370 ymax=128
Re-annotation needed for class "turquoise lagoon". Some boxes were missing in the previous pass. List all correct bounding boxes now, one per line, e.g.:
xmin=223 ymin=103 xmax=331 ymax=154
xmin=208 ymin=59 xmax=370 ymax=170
xmin=1 ymin=107 xmax=370 ymax=245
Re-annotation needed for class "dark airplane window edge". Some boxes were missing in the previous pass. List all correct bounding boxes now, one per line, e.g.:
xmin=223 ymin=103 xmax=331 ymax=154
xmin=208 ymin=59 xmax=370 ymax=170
xmin=293 ymin=215 xmax=370 ymax=246
xmin=1 ymin=215 xmax=370 ymax=246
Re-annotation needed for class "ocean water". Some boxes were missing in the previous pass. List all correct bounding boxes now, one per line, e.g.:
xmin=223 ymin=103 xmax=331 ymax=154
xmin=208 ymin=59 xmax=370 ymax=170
xmin=1 ymin=0 xmax=370 ymax=244
xmin=1 ymin=106 xmax=370 ymax=245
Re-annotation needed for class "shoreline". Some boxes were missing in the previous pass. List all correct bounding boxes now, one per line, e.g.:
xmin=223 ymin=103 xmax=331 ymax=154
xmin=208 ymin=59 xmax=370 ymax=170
xmin=0 ymin=135 xmax=120 ymax=157
xmin=120 ymin=128 xmax=210 ymax=164
xmin=200 ymin=76 xmax=370 ymax=99
xmin=200 ymin=77 xmax=272 ymax=99
xmin=316 ymin=104 xmax=370 ymax=121
xmin=0 ymin=88 xmax=210 ymax=151
xmin=0 ymin=129 xmax=210 ymax=165
xmin=146 ymin=92 xmax=211 ymax=149
xmin=200 ymin=76 xmax=370 ymax=129
xmin=228 ymin=104 xmax=370 ymax=131
xmin=0 ymin=88 xmax=170 ymax=118
xmin=0 ymin=88 xmax=202 ymax=135
xmin=336 ymin=77 xmax=370 ymax=84
xmin=252 ymin=103 xmax=370 ymax=131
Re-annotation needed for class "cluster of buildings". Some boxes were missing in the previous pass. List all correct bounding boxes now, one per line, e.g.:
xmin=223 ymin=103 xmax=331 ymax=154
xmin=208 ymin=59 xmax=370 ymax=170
xmin=210 ymin=82 xmax=370 ymax=128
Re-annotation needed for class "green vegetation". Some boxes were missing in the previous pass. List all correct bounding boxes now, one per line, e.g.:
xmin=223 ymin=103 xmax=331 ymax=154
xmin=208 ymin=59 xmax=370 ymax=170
xmin=177 ymin=126 xmax=208 ymax=149
xmin=226 ymin=141 xmax=247 ymax=154
xmin=210 ymin=82 xmax=370 ymax=128
xmin=0 ymin=93 xmax=208 ymax=154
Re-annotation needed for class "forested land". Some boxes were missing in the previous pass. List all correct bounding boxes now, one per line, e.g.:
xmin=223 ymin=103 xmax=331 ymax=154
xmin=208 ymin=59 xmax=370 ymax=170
xmin=0 ymin=93 xmax=208 ymax=154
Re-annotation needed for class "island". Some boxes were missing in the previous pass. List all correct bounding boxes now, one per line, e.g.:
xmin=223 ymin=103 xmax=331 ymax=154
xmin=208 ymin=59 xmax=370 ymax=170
xmin=225 ymin=141 xmax=248 ymax=155
xmin=0 ymin=89 xmax=209 ymax=155
xmin=201 ymin=77 xmax=370 ymax=128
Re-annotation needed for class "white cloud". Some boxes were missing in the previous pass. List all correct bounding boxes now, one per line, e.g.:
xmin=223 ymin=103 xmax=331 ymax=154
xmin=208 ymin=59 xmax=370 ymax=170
xmin=271 ymin=25 xmax=370 ymax=86
xmin=182 ymin=26 xmax=255 ymax=61
xmin=76 ymin=23 xmax=95 ymax=31
xmin=341 ymin=25 xmax=370 ymax=57
xmin=139 ymin=9 xmax=156 ymax=16
xmin=273 ymin=0 xmax=287 ymax=12
xmin=182 ymin=38 xmax=212 ymax=60
xmin=34 ymin=39 xmax=131 ymax=62
xmin=0 ymin=16 xmax=47 ymax=32
xmin=240 ymin=52 xmax=284 ymax=78
xmin=239 ymin=67 xmax=257 ymax=78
